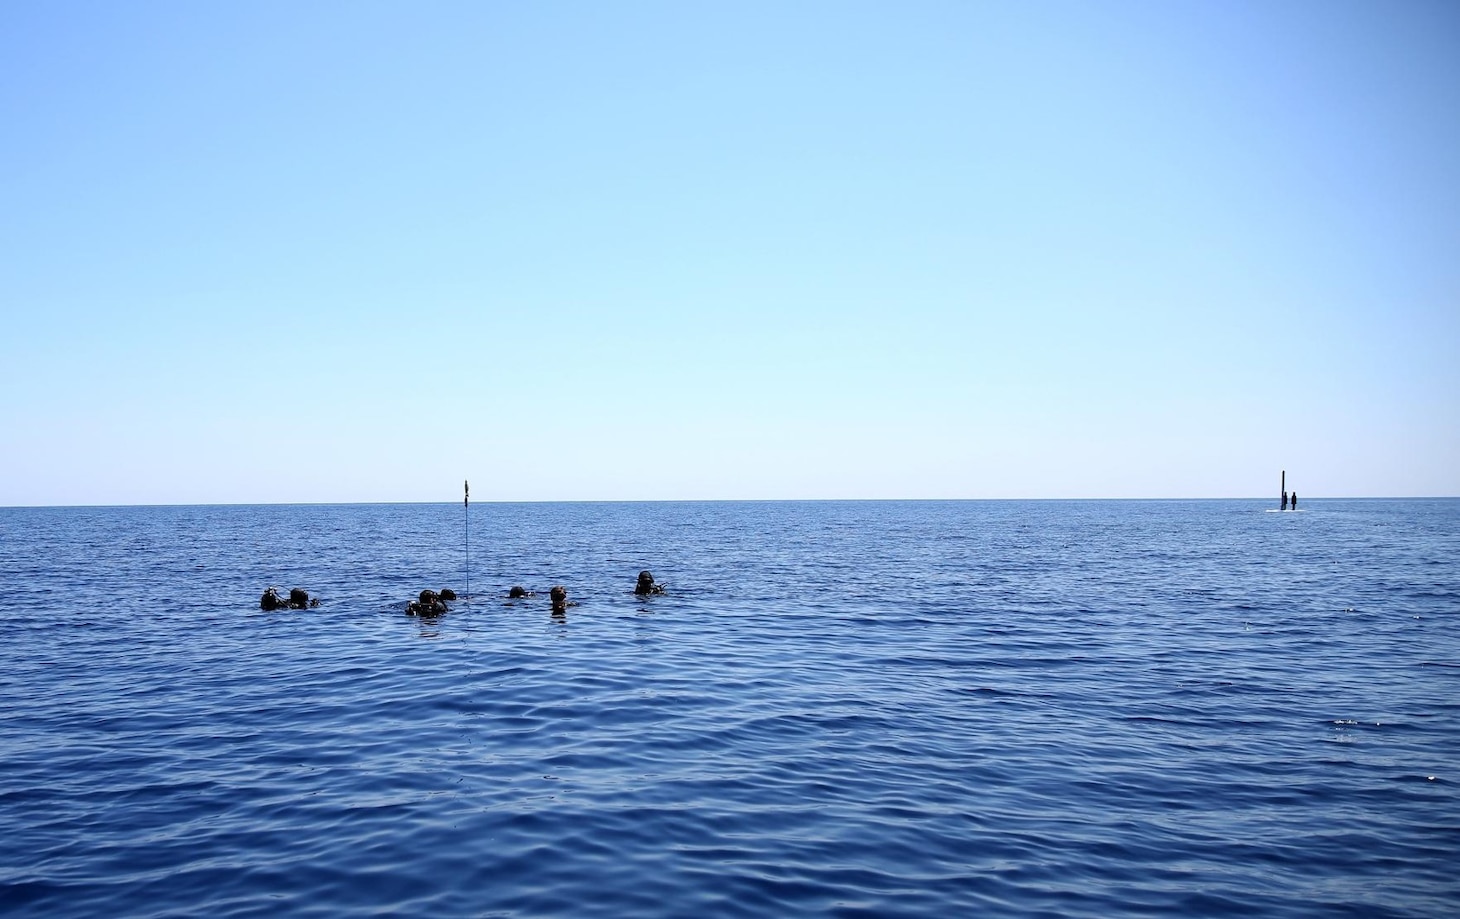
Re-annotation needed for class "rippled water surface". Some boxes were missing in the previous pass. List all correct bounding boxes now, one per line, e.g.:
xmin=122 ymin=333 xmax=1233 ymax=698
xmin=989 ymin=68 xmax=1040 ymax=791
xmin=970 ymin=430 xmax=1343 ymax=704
xmin=1 ymin=499 xmax=1457 ymax=917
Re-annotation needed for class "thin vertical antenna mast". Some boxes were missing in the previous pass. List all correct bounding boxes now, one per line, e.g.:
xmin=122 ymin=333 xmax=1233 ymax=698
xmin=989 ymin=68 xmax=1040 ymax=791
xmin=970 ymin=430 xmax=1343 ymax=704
xmin=464 ymin=480 xmax=470 ymax=602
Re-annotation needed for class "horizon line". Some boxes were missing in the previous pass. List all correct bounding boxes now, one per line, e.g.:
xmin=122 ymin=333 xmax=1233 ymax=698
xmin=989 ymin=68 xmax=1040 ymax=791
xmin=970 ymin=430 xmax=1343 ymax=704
xmin=3 ymin=495 xmax=1456 ymax=510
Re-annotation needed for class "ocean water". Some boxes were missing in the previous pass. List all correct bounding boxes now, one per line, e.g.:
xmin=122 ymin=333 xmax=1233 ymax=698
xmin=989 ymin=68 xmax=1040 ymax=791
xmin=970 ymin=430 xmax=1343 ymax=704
xmin=0 ymin=499 xmax=1457 ymax=917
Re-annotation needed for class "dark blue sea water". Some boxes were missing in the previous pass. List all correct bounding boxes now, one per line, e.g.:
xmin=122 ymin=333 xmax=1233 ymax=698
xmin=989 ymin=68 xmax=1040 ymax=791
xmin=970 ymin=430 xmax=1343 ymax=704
xmin=1 ymin=499 xmax=1457 ymax=917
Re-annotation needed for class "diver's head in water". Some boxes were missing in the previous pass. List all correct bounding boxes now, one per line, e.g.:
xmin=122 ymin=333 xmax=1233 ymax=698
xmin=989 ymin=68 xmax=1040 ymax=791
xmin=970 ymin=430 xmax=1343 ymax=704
xmin=634 ymin=570 xmax=664 ymax=595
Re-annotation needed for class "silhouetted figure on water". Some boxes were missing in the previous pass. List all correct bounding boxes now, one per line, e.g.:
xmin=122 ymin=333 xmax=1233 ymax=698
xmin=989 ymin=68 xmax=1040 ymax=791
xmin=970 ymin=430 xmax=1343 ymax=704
xmin=550 ymin=585 xmax=575 ymax=614
xmin=508 ymin=585 xmax=534 ymax=599
xmin=260 ymin=587 xmax=319 ymax=610
xmin=407 ymin=589 xmax=449 ymax=617
xmin=635 ymin=570 xmax=665 ymax=595
xmin=1290 ymin=492 xmax=1297 ymax=510
xmin=1281 ymin=491 xmax=1289 ymax=511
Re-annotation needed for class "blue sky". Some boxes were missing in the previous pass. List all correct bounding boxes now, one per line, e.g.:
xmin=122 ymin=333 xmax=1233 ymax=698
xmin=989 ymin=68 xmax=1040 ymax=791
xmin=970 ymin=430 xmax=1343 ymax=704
xmin=2 ymin=1 xmax=1456 ymax=505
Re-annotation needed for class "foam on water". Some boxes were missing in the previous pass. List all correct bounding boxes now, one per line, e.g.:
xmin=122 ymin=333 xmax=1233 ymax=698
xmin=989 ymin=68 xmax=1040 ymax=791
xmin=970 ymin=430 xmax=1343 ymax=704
xmin=1 ymin=499 xmax=1457 ymax=917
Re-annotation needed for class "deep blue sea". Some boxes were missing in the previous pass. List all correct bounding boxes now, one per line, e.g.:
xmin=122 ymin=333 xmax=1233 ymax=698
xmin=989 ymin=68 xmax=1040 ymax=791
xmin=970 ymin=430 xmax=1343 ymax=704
xmin=1 ymin=499 xmax=1457 ymax=917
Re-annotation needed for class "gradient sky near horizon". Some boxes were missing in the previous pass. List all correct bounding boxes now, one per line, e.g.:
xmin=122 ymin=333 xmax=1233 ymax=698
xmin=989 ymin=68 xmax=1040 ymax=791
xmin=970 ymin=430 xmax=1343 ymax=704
xmin=3 ymin=1 xmax=1457 ymax=506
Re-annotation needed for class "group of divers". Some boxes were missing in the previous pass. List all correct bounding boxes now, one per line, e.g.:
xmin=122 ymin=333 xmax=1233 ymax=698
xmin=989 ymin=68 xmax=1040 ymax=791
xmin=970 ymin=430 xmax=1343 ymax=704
xmin=259 ymin=570 xmax=666 ymax=616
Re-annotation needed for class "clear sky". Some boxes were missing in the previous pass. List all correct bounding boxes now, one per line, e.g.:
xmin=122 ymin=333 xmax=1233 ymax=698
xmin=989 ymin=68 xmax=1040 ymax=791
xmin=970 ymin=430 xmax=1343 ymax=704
xmin=2 ymin=1 xmax=1456 ymax=505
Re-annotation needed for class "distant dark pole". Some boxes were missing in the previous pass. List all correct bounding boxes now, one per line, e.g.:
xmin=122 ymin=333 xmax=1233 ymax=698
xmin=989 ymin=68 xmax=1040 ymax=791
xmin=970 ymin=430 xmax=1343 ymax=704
xmin=1281 ymin=470 xmax=1285 ymax=509
xmin=464 ymin=480 xmax=470 ymax=602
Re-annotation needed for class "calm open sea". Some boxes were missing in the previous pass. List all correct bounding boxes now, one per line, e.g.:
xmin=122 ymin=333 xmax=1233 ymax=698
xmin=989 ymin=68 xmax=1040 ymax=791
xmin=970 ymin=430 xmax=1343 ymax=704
xmin=1 ymin=499 xmax=1457 ymax=917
